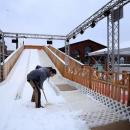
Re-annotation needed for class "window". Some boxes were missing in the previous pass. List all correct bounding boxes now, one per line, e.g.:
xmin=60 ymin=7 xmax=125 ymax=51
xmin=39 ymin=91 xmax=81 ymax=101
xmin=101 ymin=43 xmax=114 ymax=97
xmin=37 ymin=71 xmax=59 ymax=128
xmin=85 ymin=46 xmax=92 ymax=56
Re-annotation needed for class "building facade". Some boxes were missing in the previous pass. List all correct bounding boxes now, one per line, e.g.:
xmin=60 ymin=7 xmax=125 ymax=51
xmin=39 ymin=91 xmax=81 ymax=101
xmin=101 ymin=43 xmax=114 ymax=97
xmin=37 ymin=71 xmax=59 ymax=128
xmin=59 ymin=39 xmax=106 ymax=64
xmin=89 ymin=47 xmax=130 ymax=72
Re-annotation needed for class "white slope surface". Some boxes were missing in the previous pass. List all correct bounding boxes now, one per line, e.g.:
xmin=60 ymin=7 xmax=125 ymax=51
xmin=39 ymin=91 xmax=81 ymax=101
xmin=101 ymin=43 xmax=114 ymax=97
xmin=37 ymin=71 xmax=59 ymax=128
xmin=0 ymin=49 xmax=89 ymax=130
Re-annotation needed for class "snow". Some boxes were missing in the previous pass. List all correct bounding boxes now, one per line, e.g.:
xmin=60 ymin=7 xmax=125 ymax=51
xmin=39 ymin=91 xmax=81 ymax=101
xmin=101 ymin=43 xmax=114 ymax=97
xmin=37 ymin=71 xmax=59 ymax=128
xmin=0 ymin=49 xmax=89 ymax=130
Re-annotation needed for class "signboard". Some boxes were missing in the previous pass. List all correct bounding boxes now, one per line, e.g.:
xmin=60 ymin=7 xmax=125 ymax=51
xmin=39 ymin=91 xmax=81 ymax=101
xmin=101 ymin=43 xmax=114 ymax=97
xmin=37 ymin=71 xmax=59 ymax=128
xmin=112 ymin=7 xmax=123 ymax=22
xmin=12 ymin=39 xmax=18 ymax=43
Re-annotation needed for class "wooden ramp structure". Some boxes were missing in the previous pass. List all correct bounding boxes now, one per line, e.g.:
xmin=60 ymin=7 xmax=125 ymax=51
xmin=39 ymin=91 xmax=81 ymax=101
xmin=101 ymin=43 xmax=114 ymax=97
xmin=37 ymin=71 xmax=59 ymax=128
xmin=0 ymin=45 xmax=130 ymax=130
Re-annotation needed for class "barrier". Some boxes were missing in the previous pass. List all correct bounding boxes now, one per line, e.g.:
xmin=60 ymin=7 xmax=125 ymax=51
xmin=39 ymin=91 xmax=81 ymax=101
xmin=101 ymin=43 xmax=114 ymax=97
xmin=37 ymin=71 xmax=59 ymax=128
xmin=1 ymin=45 xmax=129 ymax=106
xmin=45 ymin=45 xmax=130 ymax=106
xmin=2 ymin=46 xmax=24 ymax=80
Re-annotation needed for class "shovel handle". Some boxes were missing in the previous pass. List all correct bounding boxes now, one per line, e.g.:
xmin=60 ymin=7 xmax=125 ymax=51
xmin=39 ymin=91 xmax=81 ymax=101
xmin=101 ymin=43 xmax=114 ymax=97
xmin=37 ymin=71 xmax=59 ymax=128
xmin=42 ymin=89 xmax=48 ymax=103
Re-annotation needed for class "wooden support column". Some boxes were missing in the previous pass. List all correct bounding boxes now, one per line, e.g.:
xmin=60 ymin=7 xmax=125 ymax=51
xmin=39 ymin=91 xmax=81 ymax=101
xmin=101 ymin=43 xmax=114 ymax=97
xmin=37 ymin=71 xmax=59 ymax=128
xmin=89 ymin=67 xmax=92 ymax=89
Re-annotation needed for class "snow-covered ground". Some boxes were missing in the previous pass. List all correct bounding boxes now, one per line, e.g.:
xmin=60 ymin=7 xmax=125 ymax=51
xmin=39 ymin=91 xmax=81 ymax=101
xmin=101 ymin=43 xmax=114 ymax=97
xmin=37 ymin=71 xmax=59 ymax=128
xmin=0 ymin=49 xmax=90 ymax=130
xmin=0 ymin=49 xmax=123 ymax=130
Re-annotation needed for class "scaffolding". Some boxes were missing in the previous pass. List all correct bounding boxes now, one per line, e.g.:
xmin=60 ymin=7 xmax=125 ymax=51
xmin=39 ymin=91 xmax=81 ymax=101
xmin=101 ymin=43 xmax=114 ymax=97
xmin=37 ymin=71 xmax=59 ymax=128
xmin=66 ymin=0 xmax=130 ymax=73
xmin=1 ymin=0 xmax=130 ymax=74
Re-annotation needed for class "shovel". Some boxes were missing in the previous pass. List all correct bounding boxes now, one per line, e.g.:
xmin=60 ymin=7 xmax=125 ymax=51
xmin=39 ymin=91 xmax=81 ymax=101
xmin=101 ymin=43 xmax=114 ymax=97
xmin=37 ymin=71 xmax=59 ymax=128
xmin=41 ymin=89 xmax=52 ymax=106
xmin=41 ymin=89 xmax=48 ymax=103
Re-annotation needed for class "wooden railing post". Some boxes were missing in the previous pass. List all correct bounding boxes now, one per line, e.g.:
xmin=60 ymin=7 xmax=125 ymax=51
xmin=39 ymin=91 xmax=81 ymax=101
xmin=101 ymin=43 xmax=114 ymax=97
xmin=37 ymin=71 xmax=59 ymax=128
xmin=89 ymin=67 xmax=92 ymax=89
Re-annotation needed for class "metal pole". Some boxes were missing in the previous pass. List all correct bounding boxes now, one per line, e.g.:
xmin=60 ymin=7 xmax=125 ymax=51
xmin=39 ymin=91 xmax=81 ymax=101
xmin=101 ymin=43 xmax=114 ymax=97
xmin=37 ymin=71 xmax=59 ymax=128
xmin=2 ymin=33 xmax=5 ymax=63
xmin=117 ymin=18 xmax=120 ymax=79
xmin=16 ymin=34 xmax=18 ymax=49
xmin=111 ymin=13 xmax=115 ymax=72
xmin=65 ymin=40 xmax=69 ymax=66
xmin=107 ymin=16 xmax=110 ymax=72
xmin=1 ymin=32 xmax=5 ymax=80
xmin=117 ymin=7 xmax=121 ymax=74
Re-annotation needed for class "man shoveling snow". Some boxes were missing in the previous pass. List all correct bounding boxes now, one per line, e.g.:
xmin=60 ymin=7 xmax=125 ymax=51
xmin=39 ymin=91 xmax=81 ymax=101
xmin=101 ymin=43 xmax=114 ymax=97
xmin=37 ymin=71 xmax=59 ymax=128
xmin=27 ymin=65 xmax=57 ymax=108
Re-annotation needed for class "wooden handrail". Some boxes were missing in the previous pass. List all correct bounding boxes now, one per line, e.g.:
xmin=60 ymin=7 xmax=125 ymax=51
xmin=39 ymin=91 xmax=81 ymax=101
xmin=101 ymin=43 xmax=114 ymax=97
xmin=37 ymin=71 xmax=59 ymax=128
xmin=1 ymin=45 xmax=129 ymax=106
xmin=45 ymin=46 xmax=130 ymax=106
xmin=1 ymin=46 xmax=24 ymax=80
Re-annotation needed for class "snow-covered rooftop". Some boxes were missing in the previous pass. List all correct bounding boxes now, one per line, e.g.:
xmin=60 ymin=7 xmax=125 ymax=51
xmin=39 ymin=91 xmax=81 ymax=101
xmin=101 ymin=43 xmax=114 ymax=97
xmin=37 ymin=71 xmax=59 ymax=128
xmin=89 ymin=45 xmax=130 ymax=56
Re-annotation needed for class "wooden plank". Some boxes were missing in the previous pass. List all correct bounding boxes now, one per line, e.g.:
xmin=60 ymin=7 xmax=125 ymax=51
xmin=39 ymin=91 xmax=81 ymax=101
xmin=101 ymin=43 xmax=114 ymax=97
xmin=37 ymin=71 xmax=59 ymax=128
xmin=91 ymin=120 xmax=130 ymax=130
xmin=24 ymin=45 xmax=43 ymax=49
xmin=56 ymin=84 xmax=77 ymax=91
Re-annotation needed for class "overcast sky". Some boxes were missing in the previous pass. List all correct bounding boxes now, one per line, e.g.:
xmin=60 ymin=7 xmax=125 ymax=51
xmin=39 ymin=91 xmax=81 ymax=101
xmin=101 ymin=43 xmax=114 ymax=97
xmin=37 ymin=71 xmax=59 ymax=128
xmin=0 ymin=0 xmax=130 ymax=50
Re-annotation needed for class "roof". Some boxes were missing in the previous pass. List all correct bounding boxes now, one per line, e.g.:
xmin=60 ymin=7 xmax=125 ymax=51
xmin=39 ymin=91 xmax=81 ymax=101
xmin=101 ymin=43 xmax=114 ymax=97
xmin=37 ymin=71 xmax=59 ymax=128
xmin=89 ymin=47 xmax=130 ymax=56
xmin=59 ymin=39 xmax=107 ymax=50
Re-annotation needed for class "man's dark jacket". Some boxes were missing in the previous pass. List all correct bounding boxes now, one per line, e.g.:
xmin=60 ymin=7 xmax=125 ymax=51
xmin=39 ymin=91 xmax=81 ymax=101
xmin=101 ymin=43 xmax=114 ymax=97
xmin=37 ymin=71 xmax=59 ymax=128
xmin=27 ymin=67 xmax=50 ymax=89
